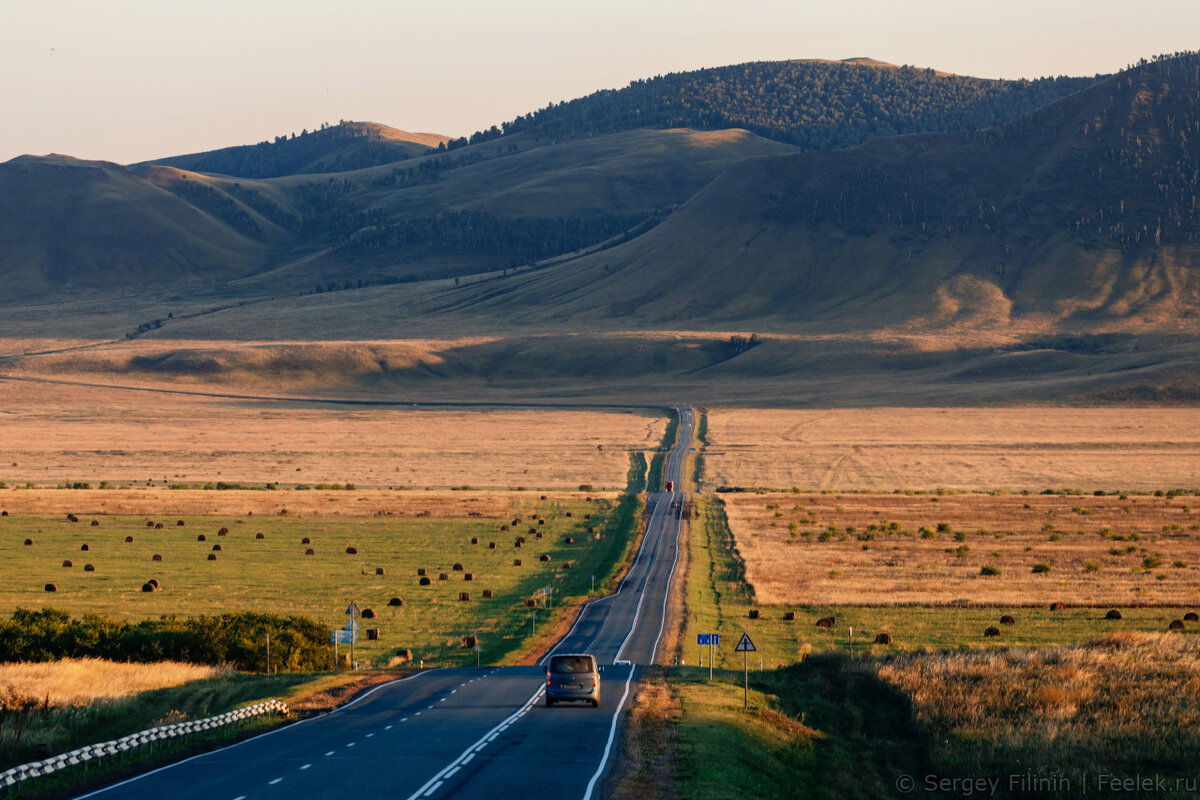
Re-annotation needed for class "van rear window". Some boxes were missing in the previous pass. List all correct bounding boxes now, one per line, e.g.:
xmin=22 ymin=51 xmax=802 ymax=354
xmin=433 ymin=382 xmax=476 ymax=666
xmin=550 ymin=655 xmax=594 ymax=674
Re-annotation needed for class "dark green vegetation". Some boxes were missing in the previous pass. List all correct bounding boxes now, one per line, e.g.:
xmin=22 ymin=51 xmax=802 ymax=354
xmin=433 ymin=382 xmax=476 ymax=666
xmin=137 ymin=122 xmax=449 ymax=179
xmin=496 ymin=57 xmax=1095 ymax=150
xmin=0 ymin=608 xmax=328 ymax=672
xmin=0 ymin=668 xmax=308 ymax=773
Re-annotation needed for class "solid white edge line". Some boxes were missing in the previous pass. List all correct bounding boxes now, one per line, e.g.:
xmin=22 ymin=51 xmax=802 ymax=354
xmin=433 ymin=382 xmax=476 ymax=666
xmin=71 ymin=671 xmax=432 ymax=799
xmin=582 ymin=664 xmax=638 ymax=800
xmin=402 ymin=683 xmax=545 ymax=800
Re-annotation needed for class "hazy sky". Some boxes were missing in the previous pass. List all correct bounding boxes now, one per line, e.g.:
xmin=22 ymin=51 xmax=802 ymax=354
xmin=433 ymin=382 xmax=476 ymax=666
xmin=3 ymin=0 xmax=1198 ymax=164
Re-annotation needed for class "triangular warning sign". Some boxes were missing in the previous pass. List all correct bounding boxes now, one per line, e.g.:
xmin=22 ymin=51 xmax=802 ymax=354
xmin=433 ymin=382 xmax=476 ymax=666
xmin=734 ymin=632 xmax=756 ymax=652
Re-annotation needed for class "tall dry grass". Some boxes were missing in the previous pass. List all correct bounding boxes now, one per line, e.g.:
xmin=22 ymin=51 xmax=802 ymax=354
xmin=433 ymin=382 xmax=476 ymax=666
xmin=0 ymin=658 xmax=228 ymax=708
xmin=875 ymin=632 xmax=1200 ymax=779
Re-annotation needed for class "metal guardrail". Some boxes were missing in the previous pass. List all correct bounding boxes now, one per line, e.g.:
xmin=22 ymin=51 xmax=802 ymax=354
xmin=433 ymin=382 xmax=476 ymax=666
xmin=0 ymin=699 xmax=289 ymax=792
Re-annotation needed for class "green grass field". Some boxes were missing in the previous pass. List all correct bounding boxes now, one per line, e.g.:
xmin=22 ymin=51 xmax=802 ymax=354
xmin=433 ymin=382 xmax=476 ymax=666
xmin=0 ymin=495 xmax=636 ymax=668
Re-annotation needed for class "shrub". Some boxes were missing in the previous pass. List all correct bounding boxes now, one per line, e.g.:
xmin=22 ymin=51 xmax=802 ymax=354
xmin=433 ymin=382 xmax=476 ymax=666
xmin=980 ymin=565 xmax=1001 ymax=576
xmin=1031 ymin=563 xmax=1051 ymax=574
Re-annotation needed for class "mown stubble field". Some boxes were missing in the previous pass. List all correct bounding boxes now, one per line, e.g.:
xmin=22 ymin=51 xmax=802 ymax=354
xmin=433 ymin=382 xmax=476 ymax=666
xmin=702 ymin=407 xmax=1200 ymax=492
xmin=723 ymin=491 xmax=1200 ymax=606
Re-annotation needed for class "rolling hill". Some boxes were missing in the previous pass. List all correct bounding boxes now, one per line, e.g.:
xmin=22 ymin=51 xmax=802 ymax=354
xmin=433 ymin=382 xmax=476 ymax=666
xmin=0 ymin=155 xmax=266 ymax=296
xmin=135 ymin=122 xmax=450 ymax=179
xmin=408 ymin=53 xmax=1200 ymax=334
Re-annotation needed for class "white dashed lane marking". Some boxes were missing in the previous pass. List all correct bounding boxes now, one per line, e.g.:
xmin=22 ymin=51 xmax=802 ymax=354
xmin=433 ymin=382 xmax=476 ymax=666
xmin=366 ymin=733 xmax=374 ymax=738
xmin=269 ymin=778 xmax=282 ymax=785
xmin=346 ymin=742 xmax=356 ymax=748
xmin=422 ymin=781 xmax=443 ymax=797
xmin=324 ymin=751 xmax=335 ymax=757
xmin=300 ymin=764 xmax=311 ymax=770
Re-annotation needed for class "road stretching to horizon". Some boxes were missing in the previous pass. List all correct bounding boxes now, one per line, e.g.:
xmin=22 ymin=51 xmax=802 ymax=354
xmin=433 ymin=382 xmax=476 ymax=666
xmin=76 ymin=407 xmax=695 ymax=800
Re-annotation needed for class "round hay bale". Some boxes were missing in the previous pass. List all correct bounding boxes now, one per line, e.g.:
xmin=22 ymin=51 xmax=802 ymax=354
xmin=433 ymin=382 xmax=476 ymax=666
xmin=62 ymin=559 xmax=73 ymax=567
xmin=366 ymin=629 xmax=379 ymax=641
xmin=488 ymin=541 xmax=496 ymax=549
xmin=500 ymin=524 xmax=509 ymax=531
xmin=124 ymin=536 xmax=134 ymax=543
xmin=417 ymin=568 xmax=427 ymax=576
xmin=512 ymin=518 xmax=521 ymax=526
xmin=67 ymin=513 xmax=79 ymax=523
xmin=462 ymin=635 xmax=477 ymax=649
xmin=538 ymin=519 xmax=545 ymax=525
xmin=874 ymin=632 xmax=893 ymax=645
xmin=514 ymin=540 xmax=523 ymax=548
xmin=0 ymin=510 xmax=6 ymax=516
xmin=453 ymin=563 xmax=464 ymax=571
xmin=305 ymin=548 xmax=316 ymax=555
xmin=584 ymin=514 xmax=591 ymax=520
xmin=45 ymin=583 xmax=57 ymax=592
xmin=783 ymin=611 xmax=795 ymax=621
xmin=565 ymin=537 xmax=574 ymax=544
xmin=361 ymin=608 xmax=375 ymax=619
xmin=154 ymin=523 xmax=164 ymax=529
xmin=464 ymin=573 xmax=474 ymax=581
xmin=197 ymin=534 xmax=207 ymax=542
xmin=148 ymin=579 xmax=160 ymax=589
xmin=815 ymin=617 xmax=835 ymax=628
xmin=217 ymin=527 xmax=229 ymax=536
xmin=212 ymin=544 xmax=222 ymax=551
xmin=147 ymin=521 xmax=155 ymax=528
xmin=984 ymin=626 xmax=1001 ymax=637
xmin=565 ymin=512 xmax=573 ymax=518
xmin=1169 ymin=619 xmax=1186 ymax=631
xmin=419 ymin=576 xmax=431 ymax=586
xmin=748 ymin=609 xmax=760 ymax=619
xmin=540 ymin=495 xmax=547 ymax=500
xmin=539 ymin=554 xmax=551 ymax=562
xmin=1105 ymin=609 xmax=1123 ymax=620
xmin=91 ymin=520 xmax=100 ymax=527
xmin=1185 ymin=612 xmax=1199 ymax=622
xmin=1000 ymin=615 xmax=1016 ymax=625
xmin=345 ymin=546 xmax=358 ymax=555
xmin=525 ymin=599 xmax=535 ymax=607
xmin=470 ymin=537 xmax=479 ymax=545
xmin=513 ymin=559 xmax=522 ymax=567
xmin=301 ymin=537 xmax=311 ymax=544
xmin=152 ymin=553 xmax=163 ymax=561
xmin=388 ymin=597 xmax=404 ymax=606
xmin=256 ymin=532 xmax=265 ymax=539
xmin=529 ymin=528 xmax=538 ymax=536
xmin=207 ymin=553 xmax=217 ymax=561
xmin=83 ymin=563 xmax=95 ymax=572
xmin=141 ymin=582 xmax=156 ymax=592
xmin=80 ymin=543 xmax=90 ymax=551
xmin=438 ymin=572 xmax=449 ymax=580
xmin=176 ymin=520 xmax=185 ymax=526
xmin=482 ymin=589 xmax=494 ymax=598
xmin=394 ymin=648 xmax=412 ymax=661
xmin=23 ymin=538 xmax=33 ymax=546
xmin=459 ymin=592 xmax=471 ymax=601
xmin=1050 ymin=602 xmax=1066 ymax=611
xmin=375 ymin=566 xmax=385 ymax=576
xmin=536 ymin=531 xmax=543 ymax=538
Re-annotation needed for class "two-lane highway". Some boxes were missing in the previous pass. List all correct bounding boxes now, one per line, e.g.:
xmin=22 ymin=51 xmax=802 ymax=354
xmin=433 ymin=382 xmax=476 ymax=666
xmin=79 ymin=407 xmax=694 ymax=800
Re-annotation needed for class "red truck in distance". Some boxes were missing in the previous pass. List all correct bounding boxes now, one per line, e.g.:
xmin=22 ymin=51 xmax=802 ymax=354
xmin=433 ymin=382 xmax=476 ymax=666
xmin=665 ymin=481 xmax=674 ymax=492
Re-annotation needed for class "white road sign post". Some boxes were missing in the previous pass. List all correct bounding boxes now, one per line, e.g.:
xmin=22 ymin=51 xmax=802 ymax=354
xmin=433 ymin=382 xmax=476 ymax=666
xmin=734 ymin=632 xmax=757 ymax=708
xmin=346 ymin=601 xmax=361 ymax=670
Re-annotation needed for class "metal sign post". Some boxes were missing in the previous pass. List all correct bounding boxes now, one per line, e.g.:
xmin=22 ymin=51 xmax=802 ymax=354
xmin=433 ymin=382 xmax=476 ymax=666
xmin=346 ymin=602 xmax=360 ymax=670
xmin=734 ymin=632 xmax=757 ymax=709
xmin=710 ymin=633 xmax=719 ymax=679
xmin=697 ymin=633 xmax=709 ymax=670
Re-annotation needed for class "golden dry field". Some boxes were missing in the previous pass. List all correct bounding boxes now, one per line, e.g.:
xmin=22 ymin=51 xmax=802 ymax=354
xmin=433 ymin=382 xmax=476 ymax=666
xmin=0 ymin=380 xmax=663 ymax=490
xmin=0 ymin=658 xmax=228 ymax=707
xmin=723 ymin=491 xmax=1200 ymax=605
xmin=702 ymin=407 xmax=1200 ymax=492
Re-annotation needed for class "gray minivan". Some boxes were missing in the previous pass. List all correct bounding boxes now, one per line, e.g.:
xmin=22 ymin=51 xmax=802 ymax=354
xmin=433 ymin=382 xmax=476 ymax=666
xmin=545 ymin=653 xmax=601 ymax=707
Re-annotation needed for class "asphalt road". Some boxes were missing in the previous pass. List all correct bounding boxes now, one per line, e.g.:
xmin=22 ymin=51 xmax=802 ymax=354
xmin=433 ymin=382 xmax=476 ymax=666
xmin=78 ymin=407 xmax=694 ymax=800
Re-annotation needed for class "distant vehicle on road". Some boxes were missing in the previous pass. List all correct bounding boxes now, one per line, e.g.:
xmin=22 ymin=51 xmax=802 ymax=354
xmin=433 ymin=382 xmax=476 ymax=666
xmin=545 ymin=653 xmax=601 ymax=707
xmin=665 ymin=481 xmax=674 ymax=492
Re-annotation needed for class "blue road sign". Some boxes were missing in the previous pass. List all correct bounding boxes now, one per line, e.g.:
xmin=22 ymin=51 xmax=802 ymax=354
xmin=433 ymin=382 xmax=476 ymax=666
xmin=711 ymin=633 xmax=720 ymax=646
xmin=697 ymin=633 xmax=710 ymax=646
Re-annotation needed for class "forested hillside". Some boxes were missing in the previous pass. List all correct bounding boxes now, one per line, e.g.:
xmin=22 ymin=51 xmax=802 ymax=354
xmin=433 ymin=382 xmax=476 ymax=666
xmin=139 ymin=122 xmax=449 ymax=178
xmin=483 ymin=59 xmax=1099 ymax=150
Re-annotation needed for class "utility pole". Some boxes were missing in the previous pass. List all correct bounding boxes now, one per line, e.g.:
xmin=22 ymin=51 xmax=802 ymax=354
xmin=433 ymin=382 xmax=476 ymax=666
xmin=265 ymin=632 xmax=270 ymax=675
